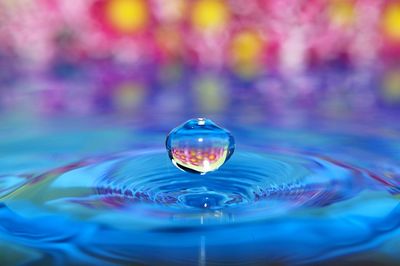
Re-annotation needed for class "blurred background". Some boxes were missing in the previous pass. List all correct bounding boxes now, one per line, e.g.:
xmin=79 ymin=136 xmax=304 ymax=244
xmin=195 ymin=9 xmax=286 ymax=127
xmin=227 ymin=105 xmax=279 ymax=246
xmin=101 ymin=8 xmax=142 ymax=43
xmin=1 ymin=0 xmax=400 ymax=120
xmin=2 ymin=2 xmax=400 ymax=265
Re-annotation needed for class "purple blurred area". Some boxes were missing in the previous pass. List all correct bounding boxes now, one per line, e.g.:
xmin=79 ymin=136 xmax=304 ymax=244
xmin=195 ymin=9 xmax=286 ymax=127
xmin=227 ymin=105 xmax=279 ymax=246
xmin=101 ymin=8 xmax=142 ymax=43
xmin=0 ymin=0 xmax=400 ymax=118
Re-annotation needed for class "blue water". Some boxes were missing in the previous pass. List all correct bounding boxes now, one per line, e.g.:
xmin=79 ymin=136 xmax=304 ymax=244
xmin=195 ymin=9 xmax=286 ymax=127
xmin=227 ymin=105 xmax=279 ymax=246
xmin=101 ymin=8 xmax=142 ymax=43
xmin=0 ymin=115 xmax=400 ymax=265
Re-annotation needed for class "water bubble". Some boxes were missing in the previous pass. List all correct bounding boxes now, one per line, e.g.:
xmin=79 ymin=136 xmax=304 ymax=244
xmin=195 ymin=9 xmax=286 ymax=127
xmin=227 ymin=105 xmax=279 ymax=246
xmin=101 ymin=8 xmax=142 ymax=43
xmin=166 ymin=118 xmax=235 ymax=174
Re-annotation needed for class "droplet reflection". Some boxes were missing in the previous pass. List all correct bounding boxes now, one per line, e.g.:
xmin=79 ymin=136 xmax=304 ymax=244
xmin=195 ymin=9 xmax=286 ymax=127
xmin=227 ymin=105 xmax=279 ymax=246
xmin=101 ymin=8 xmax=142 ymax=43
xmin=165 ymin=118 xmax=235 ymax=174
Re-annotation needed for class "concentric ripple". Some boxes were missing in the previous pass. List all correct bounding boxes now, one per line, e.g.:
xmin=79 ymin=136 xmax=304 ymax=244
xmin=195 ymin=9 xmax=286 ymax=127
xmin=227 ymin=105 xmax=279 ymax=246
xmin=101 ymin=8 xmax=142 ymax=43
xmin=0 ymin=149 xmax=368 ymax=225
xmin=95 ymin=151 xmax=364 ymax=213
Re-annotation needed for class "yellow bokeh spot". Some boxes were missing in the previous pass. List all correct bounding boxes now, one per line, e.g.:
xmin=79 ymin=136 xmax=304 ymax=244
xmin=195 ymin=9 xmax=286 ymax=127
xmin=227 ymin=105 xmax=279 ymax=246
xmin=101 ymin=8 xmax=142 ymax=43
xmin=231 ymin=31 xmax=263 ymax=64
xmin=114 ymin=82 xmax=145 ymax=111
xmin=105 ymin=0 xmax=148 ymax=34
xmin=191 ymin=0 xmax=229 ymax=31
xmin=383 ymin=69 xmax=400 ymax=103
xmin=231 ymin=31 xmax=264 ymax=78
xmin=328 ymin=0 xmax=355 ymax=27
xmin=383 ymin=3 xmax=400 ymax=40
xmin=195 ymin=75 xmax=226 ymax=112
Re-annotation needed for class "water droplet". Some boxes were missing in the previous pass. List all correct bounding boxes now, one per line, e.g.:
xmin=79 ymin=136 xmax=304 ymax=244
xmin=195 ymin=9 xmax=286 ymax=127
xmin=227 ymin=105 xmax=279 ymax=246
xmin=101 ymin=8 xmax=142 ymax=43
xmin=166 ymin=118 xmax=235 ymax=174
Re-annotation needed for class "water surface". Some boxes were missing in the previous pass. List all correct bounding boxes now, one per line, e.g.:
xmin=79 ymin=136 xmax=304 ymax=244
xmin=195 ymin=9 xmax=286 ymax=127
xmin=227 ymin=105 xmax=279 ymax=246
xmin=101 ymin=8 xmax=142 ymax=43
xmin=0 ymin=115 xmax=400 ymax=265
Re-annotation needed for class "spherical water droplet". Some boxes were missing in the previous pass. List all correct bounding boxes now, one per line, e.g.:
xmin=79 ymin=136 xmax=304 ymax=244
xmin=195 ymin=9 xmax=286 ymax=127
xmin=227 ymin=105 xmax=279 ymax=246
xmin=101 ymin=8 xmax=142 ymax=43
xmin=166 ymin=118 xmax=235 ymax=174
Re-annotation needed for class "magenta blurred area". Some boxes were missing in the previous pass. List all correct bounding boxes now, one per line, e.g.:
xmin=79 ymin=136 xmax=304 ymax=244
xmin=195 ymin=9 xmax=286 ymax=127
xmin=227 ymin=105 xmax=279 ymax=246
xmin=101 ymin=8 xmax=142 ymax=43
xmin=0 ymin=0 xmax=400 ymax=118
